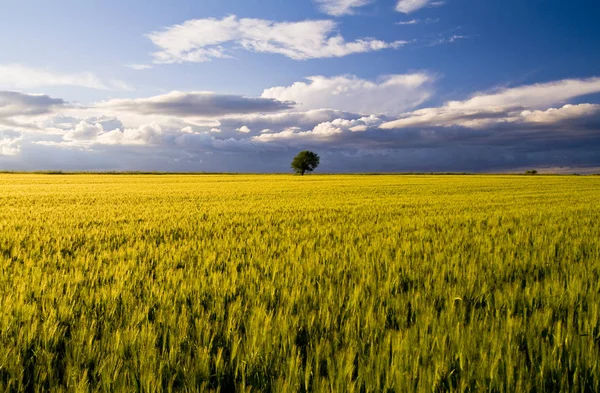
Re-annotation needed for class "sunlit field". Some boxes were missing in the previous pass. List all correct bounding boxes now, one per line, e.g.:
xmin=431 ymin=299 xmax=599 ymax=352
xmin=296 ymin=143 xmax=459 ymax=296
xmin=0 ymin=174 xmax=599 ymax=392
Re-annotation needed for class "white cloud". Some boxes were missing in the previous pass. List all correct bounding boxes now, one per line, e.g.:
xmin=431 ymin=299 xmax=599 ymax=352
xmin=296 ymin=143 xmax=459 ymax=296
xmin=314 ymin=0 xmax=372 ymax=16
xmin=381 ymin=77 xmax=600 ymax=129
xmin=520 ymin=104 xmax=600 ymax=124
xmin=253 ymin=122 xmax=343 ymax=143
xmin=58 ymin=120 xmax=164 ymax=147
xmin=396 ymin=0 xmax=443 ymax=13
xmin=252 ymin=115 xmax=384 ymax=144
xmin=99 ymin=123 xmax=164 ymax=146
xmin=0 ymin=132 xmax=22 ymax=156
xmin=174 ymin=132 xmax=258 ymax=153
xmin=262 ymin=73 xmax=433 ymax=115
xmin=126 ymin=64 xmax=152 ymax=70
xmin=221 ymin=109 xmax=359 ymax=131
xmin=236 ymin=126 xmax=251 ymax=133
xmin=396 ymin=0 xmax=430 ymax=13
xmin=64 ymin=121 xmax=104 ymax=141
xmin=331 ymin=115 xmax=384 ymax=130
xmin=451 ymin=78 xmax=600 ymax=110
xmin=146 ymin=15 xmax=405 ymax=63
xmin=0 ymin=65 xmax=132 ymax=91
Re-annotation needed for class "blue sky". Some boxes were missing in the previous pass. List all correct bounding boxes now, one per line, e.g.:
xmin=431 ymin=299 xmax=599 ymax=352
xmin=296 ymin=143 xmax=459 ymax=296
xmin=0 ymin=0 xmax=599 ymax=172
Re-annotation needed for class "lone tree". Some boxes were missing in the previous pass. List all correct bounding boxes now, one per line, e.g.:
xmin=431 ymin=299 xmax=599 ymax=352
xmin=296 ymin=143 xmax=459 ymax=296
xmin=291 ymin=151 xmax=320 ymax=175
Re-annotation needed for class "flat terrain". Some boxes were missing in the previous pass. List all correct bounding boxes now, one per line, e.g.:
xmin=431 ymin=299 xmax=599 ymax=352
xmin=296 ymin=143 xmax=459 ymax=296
xmin=0 ymin=174 xmax=599 ymax=392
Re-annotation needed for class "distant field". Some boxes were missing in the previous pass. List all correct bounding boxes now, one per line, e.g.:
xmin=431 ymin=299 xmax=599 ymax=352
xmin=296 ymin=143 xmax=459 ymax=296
xmin=0 ymin=174 xmax=599 ymax=392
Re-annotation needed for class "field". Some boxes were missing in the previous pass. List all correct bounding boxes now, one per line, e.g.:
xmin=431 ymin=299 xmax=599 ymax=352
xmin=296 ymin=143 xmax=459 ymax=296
xmin=0 ymin=174 xmax=599 ymax=392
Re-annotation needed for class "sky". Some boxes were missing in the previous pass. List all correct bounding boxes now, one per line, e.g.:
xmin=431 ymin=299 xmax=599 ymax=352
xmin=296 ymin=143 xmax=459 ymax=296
xmin=1 ymin=0 xmax=599 ymax=173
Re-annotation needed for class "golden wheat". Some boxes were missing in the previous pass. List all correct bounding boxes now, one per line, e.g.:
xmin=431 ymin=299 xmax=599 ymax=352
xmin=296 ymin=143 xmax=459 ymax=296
xmin=0 ymin=174 xmax=599 ymax=392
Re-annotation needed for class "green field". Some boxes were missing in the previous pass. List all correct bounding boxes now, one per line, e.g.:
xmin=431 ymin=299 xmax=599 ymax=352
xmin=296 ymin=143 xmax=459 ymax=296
xmin=0 ymin=174 xmax=599 ymax=392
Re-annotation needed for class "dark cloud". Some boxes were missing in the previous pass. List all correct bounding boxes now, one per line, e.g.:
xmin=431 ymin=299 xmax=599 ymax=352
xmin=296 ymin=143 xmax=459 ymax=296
xmin=102 ymin=91 xmax=295 ymax=117
xmin=3 ymin=123 xmax=599 ymax=173
xmin=0 ymin=91 xmax=65 ymax=117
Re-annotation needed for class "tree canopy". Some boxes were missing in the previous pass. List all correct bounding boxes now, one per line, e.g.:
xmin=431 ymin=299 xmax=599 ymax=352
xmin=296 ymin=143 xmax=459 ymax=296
xmin=291 ymin=151 xmax=320 ymax=175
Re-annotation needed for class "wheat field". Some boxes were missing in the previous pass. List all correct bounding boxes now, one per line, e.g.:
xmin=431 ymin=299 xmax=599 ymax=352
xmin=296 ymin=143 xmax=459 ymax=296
xmin=0 ymin=174 xmax=599 ymax=392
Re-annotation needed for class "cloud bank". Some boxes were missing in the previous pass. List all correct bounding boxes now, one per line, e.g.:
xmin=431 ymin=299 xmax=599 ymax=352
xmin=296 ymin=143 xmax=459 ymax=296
xmin=1 ymin=76 xmax=600 ymax=173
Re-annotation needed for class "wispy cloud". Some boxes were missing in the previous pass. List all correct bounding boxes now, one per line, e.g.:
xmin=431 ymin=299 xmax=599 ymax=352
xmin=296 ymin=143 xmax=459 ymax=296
xmin=0 ymin=65 xmax=132 ymax=91
xmin=397 ymin=18 xmax=439 ymax=25
xmin=146 ymin=15 xmax=405 ymax=63
xmin=126 ymin=64 xmax=152 ymax=71
xmin=431 ymin=34 xmax=468 ymax=45
xmin=314 ymin=0 xmax=372 ymax=16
